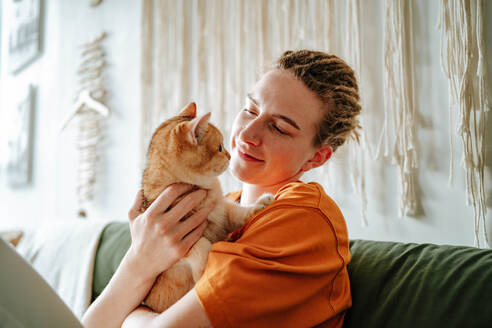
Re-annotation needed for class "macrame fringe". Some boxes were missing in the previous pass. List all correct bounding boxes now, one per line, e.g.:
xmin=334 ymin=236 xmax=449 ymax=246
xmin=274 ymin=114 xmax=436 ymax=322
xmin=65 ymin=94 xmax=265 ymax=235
xmin=439 ymin=0 xmax=489 ymax=248
xmin=140 ymin=0 xmax=153 ymax=170
xmin=140 ymin=0 xmax=371 ymax=213
xmin=345 ymin=0 xmax=368 ymax=227
xmin=381 ymin=0 xmax=419 ymax=217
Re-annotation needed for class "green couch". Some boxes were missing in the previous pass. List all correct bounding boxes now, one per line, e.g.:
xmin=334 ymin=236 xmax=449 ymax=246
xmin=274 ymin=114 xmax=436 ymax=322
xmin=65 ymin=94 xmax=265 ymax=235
xmin=93 ymin=222 xmax=492 ymax=327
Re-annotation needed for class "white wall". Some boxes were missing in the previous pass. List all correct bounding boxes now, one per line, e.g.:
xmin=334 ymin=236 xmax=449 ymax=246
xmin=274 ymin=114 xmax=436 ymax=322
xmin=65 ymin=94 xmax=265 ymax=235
xmin=0 ymin=0 xmax=491 ymax=247
xmin=336 ymin=0 xmax=492 ymax=247
xmin=0 ymin=0 xmax=142 ymax=229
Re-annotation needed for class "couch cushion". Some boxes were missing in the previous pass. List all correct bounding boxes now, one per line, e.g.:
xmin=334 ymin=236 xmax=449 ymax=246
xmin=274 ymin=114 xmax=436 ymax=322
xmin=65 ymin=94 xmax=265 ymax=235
xmin=93 ymin=226 xmax=492 ymax=328
xmin=344 ymin=239 xmax=492 ymax=328
xmin=92 ymin=221 xmax=131 ymax=301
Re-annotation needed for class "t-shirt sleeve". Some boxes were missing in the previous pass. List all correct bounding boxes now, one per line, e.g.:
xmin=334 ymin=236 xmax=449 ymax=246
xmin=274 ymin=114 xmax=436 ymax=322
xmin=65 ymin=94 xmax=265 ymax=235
xmin=194 ymin=206 xmax=351 ymax=328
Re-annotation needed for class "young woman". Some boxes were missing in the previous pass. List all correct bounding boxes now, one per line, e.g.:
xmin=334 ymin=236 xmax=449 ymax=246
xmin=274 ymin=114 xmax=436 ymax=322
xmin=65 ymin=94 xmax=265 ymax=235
xmin=82 ymin=50 xmax=362 ymax=328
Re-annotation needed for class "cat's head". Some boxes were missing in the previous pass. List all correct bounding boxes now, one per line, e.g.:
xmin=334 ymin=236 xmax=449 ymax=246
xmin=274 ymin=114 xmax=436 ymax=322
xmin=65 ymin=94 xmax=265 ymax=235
xmin=147 ymin=103 xmax=231 ymax=181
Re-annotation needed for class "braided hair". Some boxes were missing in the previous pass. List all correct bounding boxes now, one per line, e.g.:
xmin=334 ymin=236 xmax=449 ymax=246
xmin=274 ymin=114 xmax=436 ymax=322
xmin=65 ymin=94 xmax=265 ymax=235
xmin=275 ymin=50 xmax=362 ymax=152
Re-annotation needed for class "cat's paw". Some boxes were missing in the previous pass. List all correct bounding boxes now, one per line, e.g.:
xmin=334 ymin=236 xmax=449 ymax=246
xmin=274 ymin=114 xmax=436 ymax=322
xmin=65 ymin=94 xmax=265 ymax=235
xmin=251 ymin=193 xmax=275 ymax=213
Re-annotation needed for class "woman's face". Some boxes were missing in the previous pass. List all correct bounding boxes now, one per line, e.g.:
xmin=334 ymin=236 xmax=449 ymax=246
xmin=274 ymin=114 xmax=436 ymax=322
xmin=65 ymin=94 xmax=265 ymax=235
xmin=230 ymin=69 xmax=324 ymax=187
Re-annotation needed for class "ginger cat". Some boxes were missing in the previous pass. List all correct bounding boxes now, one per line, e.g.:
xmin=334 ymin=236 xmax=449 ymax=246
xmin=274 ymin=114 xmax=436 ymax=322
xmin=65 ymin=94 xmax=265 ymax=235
xmin=141 ymin=102 xmax=274 ymax=312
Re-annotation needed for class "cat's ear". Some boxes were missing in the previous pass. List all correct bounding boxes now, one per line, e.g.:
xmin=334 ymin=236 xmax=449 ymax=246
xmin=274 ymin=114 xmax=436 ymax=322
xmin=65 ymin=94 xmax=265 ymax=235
xmin=179 ymin=102 xmax=197 ymax=117
xmin=186 ymin=112 xmax=211 ymax=145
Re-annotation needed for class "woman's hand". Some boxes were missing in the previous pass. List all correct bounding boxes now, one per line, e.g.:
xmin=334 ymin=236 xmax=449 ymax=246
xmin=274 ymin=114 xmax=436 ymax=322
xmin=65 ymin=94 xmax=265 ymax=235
xmin=126 ymin=184 xmax=211 ymax=282
xmin=82 ymin=184 xmax=211 ymax=328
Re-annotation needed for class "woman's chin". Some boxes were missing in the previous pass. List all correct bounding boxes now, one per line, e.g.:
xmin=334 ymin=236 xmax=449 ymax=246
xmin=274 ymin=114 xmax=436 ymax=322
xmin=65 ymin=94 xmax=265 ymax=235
xmin=229 ymin=164 xmax=246 ymax=180
xmin=230 ymin=163 xmax=260 ymax=184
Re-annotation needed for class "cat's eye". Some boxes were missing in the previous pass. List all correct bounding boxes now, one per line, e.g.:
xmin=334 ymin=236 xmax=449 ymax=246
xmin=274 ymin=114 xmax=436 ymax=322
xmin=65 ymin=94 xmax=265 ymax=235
xmin=218 ymin=144 xmax=223 ymax=152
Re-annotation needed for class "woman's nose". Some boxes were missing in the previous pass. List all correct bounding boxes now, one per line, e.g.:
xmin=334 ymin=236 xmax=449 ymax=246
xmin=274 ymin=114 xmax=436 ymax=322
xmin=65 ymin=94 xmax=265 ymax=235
xmin=239 ymin=119 xmax=262 ymax=146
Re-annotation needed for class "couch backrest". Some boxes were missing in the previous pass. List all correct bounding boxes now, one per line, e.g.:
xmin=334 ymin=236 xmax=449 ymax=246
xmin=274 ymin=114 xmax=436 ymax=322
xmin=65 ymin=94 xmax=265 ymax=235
xmin=93 ymin=224 xmax=492 ymax=327
xmin=344 ymin=239 xmax=492 ymax=328
xmin=92 ymin=222 xmax=131 ymax=301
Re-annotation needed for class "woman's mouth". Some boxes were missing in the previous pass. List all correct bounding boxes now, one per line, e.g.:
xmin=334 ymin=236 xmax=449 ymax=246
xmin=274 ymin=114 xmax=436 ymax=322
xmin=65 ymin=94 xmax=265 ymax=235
xmin=238 ymin=149 xmax=264 ymax=162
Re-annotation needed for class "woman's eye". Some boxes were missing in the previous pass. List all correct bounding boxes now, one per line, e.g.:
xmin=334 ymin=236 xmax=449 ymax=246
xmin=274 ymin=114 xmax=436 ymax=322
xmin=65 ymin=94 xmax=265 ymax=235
xmin=273 ymin=125 xmax=286 ymax=135
xmin=218 ymin=144 xmax=223 ymax=152
xmin=243 ymin=108 xmax=257 ymax=116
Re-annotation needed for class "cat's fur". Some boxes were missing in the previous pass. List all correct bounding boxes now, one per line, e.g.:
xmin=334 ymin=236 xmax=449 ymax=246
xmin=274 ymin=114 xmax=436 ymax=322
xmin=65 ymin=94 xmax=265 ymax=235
xmin=141 ymin=102 xmax=274 ymax=312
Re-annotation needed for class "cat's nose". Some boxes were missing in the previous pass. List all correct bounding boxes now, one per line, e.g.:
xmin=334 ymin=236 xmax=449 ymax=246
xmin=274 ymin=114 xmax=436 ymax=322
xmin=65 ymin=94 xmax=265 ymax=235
xmin=225 ymin=151 xmax=231 ymax=160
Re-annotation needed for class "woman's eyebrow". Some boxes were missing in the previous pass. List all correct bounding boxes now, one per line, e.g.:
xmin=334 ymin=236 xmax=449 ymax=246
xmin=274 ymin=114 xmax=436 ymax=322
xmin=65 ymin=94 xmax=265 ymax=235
xmin=247 ymin=93 xmax=259 ymax=107
xmin=247 ymin=93 xmax=301 ymax=130
xmin=273 ymin=114 xmax=301 ymax=130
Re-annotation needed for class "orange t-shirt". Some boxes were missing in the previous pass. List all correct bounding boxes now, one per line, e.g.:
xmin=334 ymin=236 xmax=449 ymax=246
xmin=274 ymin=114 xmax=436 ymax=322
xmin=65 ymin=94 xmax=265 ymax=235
xmin=195 ymin=181 xmax=352 ymax=328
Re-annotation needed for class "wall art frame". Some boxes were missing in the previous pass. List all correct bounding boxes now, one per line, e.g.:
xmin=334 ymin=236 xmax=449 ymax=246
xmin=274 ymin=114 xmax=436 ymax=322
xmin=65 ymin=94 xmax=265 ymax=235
xmin=7 ymin=0 xmax=41 ymax=74
xmin=6 ymin=84 xmax=35 ymax=187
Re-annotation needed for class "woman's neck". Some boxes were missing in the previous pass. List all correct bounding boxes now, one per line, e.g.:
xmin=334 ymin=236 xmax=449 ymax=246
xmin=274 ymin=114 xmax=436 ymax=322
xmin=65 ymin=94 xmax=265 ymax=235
xmin=240 ymin=177 xmax=302 ymax=206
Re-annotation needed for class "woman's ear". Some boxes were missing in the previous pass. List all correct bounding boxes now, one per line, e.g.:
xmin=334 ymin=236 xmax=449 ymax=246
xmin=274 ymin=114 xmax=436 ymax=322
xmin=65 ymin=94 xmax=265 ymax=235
xmin=301 ymin=144 xmax=333 ymax=172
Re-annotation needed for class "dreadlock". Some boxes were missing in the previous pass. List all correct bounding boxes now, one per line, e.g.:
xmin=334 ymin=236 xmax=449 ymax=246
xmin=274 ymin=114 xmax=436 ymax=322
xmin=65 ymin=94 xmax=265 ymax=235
xmin=276 ymin=50 xmax=362 ymax=152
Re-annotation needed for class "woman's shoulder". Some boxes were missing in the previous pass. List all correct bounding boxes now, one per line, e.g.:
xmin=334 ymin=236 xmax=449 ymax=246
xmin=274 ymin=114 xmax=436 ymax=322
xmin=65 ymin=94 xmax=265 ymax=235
xmin=226 ymin=182 xmax=347 ymax=241
xmin=225 ymin=181 xmax=337 ymax=211
xmin=275 ymin=181 xmax=339 ymax=211
xmin=222 ymin=182 xmax=349 ymax=262
xmin=233 ymin=182 xmax=349 ymax=259
xmin=272 ymin=181 xmax=347 ymax=236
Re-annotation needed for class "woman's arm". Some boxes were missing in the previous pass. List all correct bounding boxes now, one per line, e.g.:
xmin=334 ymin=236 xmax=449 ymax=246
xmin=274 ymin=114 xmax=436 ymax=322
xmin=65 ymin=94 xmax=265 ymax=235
xmin=82 ymin=184 xmax=211 ymax=328
xmin=81 ymin=248 xmax=156 ymax=328
xmin=122 ymin=289 xmax=213 ymax=328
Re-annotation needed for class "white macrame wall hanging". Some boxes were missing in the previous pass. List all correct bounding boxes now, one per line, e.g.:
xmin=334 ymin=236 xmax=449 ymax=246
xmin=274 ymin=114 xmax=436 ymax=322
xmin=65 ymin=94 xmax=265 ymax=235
xmin=140 ymin=0 xmax=348 ymax=194
xmin=139 ymin=0 xmax=491 ymax=245
xmin=379 ymin=0 xmax=419 ymax=218
xmin=60 ymin=32 xmax=110 ymax=218
xmin=344 ymin=0 xmax=369 ymax=227
xmin=439 ymin=0 xmax=489 ymax=247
